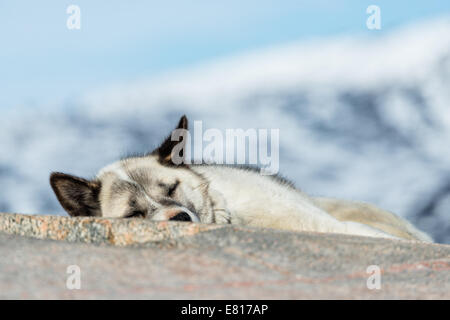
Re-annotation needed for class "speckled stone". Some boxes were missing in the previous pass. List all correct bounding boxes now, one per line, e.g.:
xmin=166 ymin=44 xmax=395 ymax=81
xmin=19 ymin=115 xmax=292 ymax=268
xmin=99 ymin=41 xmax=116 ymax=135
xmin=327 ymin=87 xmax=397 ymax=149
xmin=0 ymin=213 xmax=224 ymax=246
xmin=0 ymin=212 xmax=449 ymax=299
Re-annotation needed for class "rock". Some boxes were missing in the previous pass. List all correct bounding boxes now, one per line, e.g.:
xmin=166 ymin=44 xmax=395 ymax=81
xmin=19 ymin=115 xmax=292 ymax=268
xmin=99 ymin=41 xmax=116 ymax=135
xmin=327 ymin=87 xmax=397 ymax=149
xmin=0 ymin=212 xmax=449 ymax=299
xmin=0 ymin=212 xmax=223 ymax=246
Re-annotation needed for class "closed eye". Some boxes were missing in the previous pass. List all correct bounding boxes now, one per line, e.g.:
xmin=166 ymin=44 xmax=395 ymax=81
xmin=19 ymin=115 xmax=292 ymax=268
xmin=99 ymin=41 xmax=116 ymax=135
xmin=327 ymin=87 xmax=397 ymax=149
xmin=125 ymin=210 xmax=146 ymax=218
xmin=157 ymin=181 xmax=180 ymax=197
xmin=167 ymin=181 xmax=179 ymax=197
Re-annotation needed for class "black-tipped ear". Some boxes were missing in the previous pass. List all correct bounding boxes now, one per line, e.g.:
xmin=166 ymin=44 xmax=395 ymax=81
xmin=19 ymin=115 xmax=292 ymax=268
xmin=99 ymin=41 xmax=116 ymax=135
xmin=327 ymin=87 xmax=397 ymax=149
xmin=153 ymin=115 xmax=189 ymax=165
xmin=176 ymin=115 xmax=188 ymax=131
xmin=50 ymin=172 xmax=101 ymax=217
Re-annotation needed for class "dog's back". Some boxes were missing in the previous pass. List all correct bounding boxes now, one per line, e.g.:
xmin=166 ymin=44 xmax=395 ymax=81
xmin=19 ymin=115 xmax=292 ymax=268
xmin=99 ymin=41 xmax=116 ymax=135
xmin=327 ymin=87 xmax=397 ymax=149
xmin=193 ymin=164 xmax=432 ymax=241
xmin=313 ymin=197 xmax=433 ymax=242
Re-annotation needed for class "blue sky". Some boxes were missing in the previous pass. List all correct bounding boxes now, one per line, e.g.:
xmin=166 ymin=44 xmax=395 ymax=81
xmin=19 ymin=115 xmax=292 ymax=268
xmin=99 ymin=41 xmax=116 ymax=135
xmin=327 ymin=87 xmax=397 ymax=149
xmin=1 ymin=0 xmax=449 ymax=109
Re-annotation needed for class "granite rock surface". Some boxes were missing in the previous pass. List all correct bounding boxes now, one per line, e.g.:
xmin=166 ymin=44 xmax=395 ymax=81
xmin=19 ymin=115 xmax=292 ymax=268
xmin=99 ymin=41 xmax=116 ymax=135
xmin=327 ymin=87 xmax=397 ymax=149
xmin=0 ymin=213 xmax=448 ymax=299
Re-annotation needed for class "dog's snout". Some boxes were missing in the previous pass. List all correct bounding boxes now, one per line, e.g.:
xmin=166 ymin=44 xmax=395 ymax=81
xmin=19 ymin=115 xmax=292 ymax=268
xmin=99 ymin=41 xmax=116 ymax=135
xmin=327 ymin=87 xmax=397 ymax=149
xmin=152 ymin=207 xmax=199 ymax=222
xmin=169 ymin=212 xmax=192 ymax=222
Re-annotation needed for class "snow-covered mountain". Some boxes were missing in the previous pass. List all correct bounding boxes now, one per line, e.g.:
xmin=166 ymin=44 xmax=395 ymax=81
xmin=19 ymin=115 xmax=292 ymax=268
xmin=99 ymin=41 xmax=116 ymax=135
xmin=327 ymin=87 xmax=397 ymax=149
xmin=1 ymin=17 xmax=449 ymax=242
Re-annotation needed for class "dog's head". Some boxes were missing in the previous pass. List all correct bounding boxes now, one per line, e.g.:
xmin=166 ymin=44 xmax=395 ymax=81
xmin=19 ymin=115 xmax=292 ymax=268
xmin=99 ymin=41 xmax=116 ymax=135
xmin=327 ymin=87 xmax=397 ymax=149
xmin=50 ymin=116 xmax=215 ymax=223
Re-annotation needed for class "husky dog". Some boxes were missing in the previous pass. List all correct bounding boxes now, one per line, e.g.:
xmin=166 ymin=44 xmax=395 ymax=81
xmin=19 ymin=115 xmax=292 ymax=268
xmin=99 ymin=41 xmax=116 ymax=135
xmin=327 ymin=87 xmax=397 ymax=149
xmin=50 ymin=116 xmax=432 ymax=242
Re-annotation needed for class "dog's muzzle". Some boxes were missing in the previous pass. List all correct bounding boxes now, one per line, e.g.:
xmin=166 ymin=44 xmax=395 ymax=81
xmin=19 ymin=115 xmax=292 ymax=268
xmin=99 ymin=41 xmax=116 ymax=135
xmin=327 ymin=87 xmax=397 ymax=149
xmin=169 ymin=212 xmax=192 ymax=221
xmin=152 ymin=206 xmax=200 ymax=222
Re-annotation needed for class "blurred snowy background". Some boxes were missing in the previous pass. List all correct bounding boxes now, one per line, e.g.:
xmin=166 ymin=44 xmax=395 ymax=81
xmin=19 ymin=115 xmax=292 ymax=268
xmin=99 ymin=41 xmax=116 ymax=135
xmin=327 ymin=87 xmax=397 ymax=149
xmin=1 ymin=1 xmax=450 ymax=242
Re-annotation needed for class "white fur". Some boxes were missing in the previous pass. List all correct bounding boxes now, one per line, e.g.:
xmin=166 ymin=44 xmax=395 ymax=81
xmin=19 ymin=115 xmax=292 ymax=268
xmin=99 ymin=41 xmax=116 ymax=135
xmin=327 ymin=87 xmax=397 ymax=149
xmin=97 ymin=161 xmax=163 ymax=212
xmin=192 ymin=165 xmax=426 ymax=240
xmin=94 ymin=159 xmax=431 ymax=241
xmin=98 ymin=162 xmax=133 ymax=183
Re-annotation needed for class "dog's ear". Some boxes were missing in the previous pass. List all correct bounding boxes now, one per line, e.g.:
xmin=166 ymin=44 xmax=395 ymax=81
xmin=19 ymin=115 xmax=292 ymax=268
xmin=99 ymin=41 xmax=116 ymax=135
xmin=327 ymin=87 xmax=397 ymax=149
xmin=154 ymin=115 xmax=189 ymax=165
xmin=50 ymin=172 xmax=101 ymax=217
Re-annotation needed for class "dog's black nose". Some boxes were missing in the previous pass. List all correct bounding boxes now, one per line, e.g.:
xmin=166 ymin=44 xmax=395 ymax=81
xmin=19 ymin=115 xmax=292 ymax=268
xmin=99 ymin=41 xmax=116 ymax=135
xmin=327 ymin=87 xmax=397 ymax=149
xmin=170 ymin=212 xmax=192 ymax=222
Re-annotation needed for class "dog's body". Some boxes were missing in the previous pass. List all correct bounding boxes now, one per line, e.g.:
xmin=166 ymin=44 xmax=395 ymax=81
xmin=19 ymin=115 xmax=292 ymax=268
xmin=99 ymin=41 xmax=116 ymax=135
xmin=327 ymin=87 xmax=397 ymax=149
xmin=192 ymin=165 xmax=432 ymax=241
xmin=50 ymin=116 xmax=432 ymax=242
